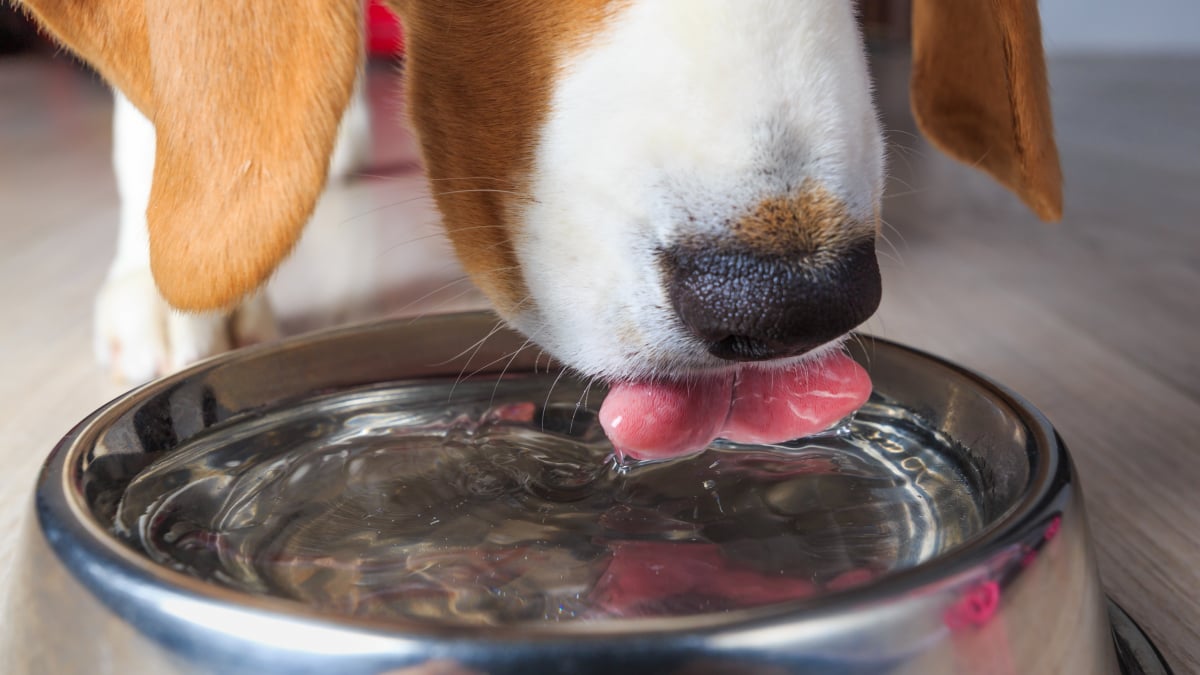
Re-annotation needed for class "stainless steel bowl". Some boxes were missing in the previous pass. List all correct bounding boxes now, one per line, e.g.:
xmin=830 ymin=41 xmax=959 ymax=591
xmin=3 ymin=312 xmax=1171 ymax=674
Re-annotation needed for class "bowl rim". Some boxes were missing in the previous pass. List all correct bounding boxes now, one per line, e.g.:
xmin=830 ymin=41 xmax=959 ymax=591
xmin=35 ymin=312 xmax=1068 ymax=645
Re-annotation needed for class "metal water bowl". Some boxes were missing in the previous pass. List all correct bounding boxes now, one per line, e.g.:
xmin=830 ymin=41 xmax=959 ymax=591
xmin=3 ymin=313 xmax=1171 ymax=674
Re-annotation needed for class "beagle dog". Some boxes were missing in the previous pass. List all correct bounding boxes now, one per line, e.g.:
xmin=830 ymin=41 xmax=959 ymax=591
xmin=19 ymin=0 xmax=1061 ymax=458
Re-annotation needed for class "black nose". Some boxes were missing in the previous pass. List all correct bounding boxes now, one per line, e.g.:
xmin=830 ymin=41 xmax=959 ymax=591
xmin=661 ymin=240 xmax=881 ymax=361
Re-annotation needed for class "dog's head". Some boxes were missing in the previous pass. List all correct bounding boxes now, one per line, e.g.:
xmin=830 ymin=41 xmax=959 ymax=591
xmin=23 ymin=0 xmax=1060 ymax=385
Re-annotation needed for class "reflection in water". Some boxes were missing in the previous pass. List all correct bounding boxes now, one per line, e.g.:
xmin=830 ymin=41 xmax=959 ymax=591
xmin=113 ymin=377 xmax=980 ymax=626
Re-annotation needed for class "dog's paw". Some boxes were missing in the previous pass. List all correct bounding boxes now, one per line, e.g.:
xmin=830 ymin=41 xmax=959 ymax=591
xmin=93 ymin=269 xmax=279 ymax=385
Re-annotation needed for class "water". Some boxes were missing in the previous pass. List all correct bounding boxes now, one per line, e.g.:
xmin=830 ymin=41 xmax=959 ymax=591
xmin=113 ymin=376 xmax=982 ymax=626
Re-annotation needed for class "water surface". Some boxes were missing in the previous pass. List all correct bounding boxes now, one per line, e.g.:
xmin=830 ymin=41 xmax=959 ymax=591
xmin=114 ymin=376 xmax=981 ymax=625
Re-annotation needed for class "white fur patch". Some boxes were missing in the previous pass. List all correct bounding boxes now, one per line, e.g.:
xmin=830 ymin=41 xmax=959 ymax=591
xmin=510 ymin=0 xmax=883 ymax=380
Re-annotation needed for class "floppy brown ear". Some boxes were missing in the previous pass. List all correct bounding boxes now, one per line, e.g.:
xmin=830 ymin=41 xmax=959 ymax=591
xmin=18 ymin=0 xmax=361 ymax=310
xmin=910 ymin=0 xmax=1063 ymax=221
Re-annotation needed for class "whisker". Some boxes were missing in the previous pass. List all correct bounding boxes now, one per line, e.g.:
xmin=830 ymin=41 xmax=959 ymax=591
xmin=849 ymin=332 xmax=873 ymax=370
xmin=570 ymin=375 xmax=598 ymax=435
xmin=860 ymin=310 xmax=889 ymax=341
xmin=880 ymin=220 xmax=907 ymax=262
xmin=876 ymin=229 xmax=905 ymax=270
xmin=434 ymin=319 xmax=505 ymax=369
xmin=885 ymin=128 xmax=923 ymax=142
xmin=402 ymin=281 xmax=484 ymax=323
xmin=346 ymin=165 xmax=421 ymax=181
xmin=882 ymin=186 xmax=931 ymax=200
xmin=541 ymin=365 xmax=571 ymax=432
xmin=424 ymin=176 xmax=519 ymax=186
xmin=875 ymin=250 xmax=900 ymax=266
xmin=441 ymin=316 xmax=509 ymax=402
xmin=488 ymin=323 xmax=548 ymax=404
xmin=336 ymin=188 xmax=535 ymax=227
xmin=377 ymin=223 xmax=507 ymax=257
xmin=336 ymin=195 xmax=443 ymax=225
xmin=489 ymin=337 xmax=537 ymax=407
xmin=395 ymin=276 xmax=472 ymax=315
xmin=882 ymin=168 xmax=923 ymax=198
xmin=430 ymin=187 xmax=533 ymax=199
xmin=885 ymin=147 xmax=917 ymax=177
xmin=885 ymin=129 xmax=929 ymax=154
xmin=880 ymin=218 xmax=909 ymax=248
xmin=442 ymin=295 xmax=538 ymax=398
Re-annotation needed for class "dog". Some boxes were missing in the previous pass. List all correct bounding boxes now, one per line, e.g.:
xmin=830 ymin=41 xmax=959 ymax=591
xmin=18 ymin=0 xmax=1061 ymax=457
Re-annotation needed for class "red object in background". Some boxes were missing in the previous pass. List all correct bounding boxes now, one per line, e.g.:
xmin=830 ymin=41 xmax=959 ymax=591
xmin=367 ymin=1 xmax=405 ymax=56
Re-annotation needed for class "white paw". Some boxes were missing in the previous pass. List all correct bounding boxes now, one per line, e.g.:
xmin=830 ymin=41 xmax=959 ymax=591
xmin=94 ymin=269 xmax=279 ymax=385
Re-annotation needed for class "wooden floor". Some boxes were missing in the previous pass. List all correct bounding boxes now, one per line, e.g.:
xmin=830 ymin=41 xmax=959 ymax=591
xmin=1 ymin=52 xmax=1197 ymax=671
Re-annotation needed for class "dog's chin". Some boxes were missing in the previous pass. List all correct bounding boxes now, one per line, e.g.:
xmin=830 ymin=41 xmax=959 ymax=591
xmin=608 ymin=335 xmax=854 ymax=385
xmin=507 ymin=309 xmax=854 ymax=386
xmin=498 ymin=299 xmax=874 ymax=460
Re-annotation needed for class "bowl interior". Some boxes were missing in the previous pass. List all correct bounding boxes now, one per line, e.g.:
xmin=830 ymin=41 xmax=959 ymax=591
xmin=64 ymin=313 xmax=1044 ymax=631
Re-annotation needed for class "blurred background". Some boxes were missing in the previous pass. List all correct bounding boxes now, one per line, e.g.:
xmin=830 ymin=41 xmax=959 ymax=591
xmin=1 ymin=0 xmax=1198 ymax=671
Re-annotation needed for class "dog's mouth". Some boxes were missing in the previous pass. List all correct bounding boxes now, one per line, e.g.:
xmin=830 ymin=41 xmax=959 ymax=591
xmin=590 ymin=234 xmax=881 ymax=460
xmin=598 ymin=347 xmax=871 ymax=461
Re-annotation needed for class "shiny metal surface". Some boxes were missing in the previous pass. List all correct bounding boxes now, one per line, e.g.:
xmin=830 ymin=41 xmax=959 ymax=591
xmin=2 ymin=312 xmax=1166 ymax=674
xmin=1109 ymin=601 xmax=1175 ymax=675
xmin=106 ymin=382 xmax=989 ymax=625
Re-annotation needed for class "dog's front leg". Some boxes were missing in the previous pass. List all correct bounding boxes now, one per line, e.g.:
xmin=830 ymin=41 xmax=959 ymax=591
xmin=92 ymin=92 xmax=282 ymax=383
xmin=94 ymin=72 xmax=369 ymax=383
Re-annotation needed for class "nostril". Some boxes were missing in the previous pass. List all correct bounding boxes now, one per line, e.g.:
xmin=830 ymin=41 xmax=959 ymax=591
xmin=661 ymin=239 xmax=881 ymax=362
xmin=709 ymin=335 xmax=776 ymax=361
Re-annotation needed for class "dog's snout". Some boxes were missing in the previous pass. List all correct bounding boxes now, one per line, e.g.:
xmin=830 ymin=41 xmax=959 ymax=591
xmin=662 ymin=240 xmax=881 ymax=361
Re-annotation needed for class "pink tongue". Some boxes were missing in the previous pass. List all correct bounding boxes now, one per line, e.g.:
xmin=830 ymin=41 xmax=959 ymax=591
xmin=599 ymin=353 xmax=871 ymax=460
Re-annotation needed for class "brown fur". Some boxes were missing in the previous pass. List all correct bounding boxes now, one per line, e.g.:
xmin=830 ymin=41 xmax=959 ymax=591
xmin=17 ymin=0 xmax=1062 ymax=312
xmin=911 ymin=0 xmax=1063 ymax=221
xmin=730 ymin=182 xmax=867 ymax=261
xmin=18 ymin=0 xmax=360 ymax=311
xmin=391 ymin=0 xmax=620 ymax=315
